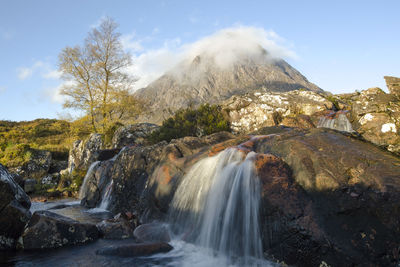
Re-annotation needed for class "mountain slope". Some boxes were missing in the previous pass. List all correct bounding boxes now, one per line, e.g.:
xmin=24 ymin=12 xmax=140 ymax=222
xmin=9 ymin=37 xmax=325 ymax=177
xmin=135 ymin=53 xmax=322 ymax=124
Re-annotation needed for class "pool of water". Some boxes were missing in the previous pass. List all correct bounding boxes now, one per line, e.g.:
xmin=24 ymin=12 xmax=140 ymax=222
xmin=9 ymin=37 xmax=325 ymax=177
xmin=1 ymin=238 xmax=275 ymax=267
xmin=1 ymin=200 xmax=276 ymax=267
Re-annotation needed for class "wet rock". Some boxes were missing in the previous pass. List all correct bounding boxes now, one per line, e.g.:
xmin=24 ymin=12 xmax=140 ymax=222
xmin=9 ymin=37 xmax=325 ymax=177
xmin=317 ymin=110 xmax=354 ymax=132
xmin=0 ymin=164 xmax=31 ymax=249
xmin=254 ymin=127 xmax=400 ymax=266
xmin=97 ymin=148 xmax=120 ymax=161
xmin=108 ymin=131 xmax=236 ymax=220
xmin=133 ymin=223 xmax=171 ymax=243
xmin=96 ymin=242 xmax=173 ymax=257
xmin=22 ymin=210 xmax=99 ymax=249
xmin=111 ymin=123 xmax=160 ymax=149
xmin=80 ymin=159 xmax=114 ymax=208
xmin=68 ymin=133 xmax=104 ymax=173
xmin=96 ymin=213 xmax=137 ymax=239
xmin=24 ymin=179 xmax=36 ymax=193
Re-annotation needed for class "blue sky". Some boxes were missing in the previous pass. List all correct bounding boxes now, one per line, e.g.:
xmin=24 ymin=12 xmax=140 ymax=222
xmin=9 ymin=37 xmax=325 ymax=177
xmin=0 ymin=0 xmax=399 ymax=121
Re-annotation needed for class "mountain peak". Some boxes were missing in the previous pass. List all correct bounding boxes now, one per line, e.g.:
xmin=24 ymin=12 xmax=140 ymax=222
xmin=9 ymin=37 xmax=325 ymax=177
xmin=134 ymin=46 xmax=322 ymax=124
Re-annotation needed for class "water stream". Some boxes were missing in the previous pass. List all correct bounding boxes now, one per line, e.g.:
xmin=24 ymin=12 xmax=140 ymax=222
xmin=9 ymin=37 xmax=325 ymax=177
xmin=79 ymin=161 xmax=101 ymax=200
xmin=3 ymin=147 xmax=275 ymax=266
xmin=98 ymin=179 xmax=113 ymax=210
xmin=169 ymin=148 xmax=264 ymax=265
xmin=317 ymin=111 xmax=354 ymax=132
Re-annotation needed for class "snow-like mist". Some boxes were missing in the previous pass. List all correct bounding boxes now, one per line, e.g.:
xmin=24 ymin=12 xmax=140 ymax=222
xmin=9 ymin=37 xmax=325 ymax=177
xmin=126 ymin=26 xmax=295 ymax=90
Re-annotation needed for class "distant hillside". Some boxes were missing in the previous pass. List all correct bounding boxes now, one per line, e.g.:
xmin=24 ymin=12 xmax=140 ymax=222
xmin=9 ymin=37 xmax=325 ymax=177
xmin=135 ymin=50 xmax=323 ymax=124
xmin=0 ymin=119 xmax=89 ymax=168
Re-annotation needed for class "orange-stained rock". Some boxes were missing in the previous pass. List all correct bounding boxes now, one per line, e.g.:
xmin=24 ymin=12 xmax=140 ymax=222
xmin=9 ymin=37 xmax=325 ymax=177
xmin=160 ymin=165 xmax=172 ymax=185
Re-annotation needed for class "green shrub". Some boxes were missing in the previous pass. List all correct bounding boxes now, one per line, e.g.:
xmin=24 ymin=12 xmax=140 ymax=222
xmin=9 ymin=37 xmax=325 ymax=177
xmin=0 ymin=144 xmax=32 ymax=167
xmin=104 ymin=121 xmax=124 ymax=148
xmin=150 ymin=104 xmax=231 ymax=143
xmin=326 ymin=95 xmax=340 ymax=110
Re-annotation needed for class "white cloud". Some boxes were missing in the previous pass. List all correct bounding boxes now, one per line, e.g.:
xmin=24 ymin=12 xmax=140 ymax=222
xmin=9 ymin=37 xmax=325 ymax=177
xmin=43 ymin=81 xmax=75 ymax=103
xmin=17 ymin=61 xmax=45 ymax=80
xmin=127 ymin=38 xmax=182 ymax=90
xmin=43 ymin=70 xmax=62 ymax=79
xmin=128 ymin=26 xmax=296 ymax=90
xmin=0 ymin=86 xmax=6 ymax=94
xmin=17 ymin=61 xmax=63 ymax=81
xmin=120 ymin=33 xmax=143 ymax=52
xmin=17 ymin=67 xmax=33 ymax=80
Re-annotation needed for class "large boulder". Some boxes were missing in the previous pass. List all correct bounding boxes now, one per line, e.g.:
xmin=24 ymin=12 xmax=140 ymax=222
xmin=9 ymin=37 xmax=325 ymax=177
xmin=223 ymin=90 xmax=332 ymax=133
xmin=0 ymin=164 xmax=31 ymax=249
xmin=133 ymin=223 xmax=171 ymax=243
xmin=253 ymin=127 xmax=400 ymax=266
xmin=348 ymin=88 xmax=400 ymax=154
xmin=68 ymin=133 xmax=104 ymax=172
xmin=21 ymin=210 xmax=99 ymax=249
xmin=111 ymin=123 xmax=160 ymax=149
xmin=384 ymin=76 xmax=400 ymax=98
xmin=10 ymin=149 xmax=52 ymax=180
xmin=96 ymin=213 xmax=137 ymax=239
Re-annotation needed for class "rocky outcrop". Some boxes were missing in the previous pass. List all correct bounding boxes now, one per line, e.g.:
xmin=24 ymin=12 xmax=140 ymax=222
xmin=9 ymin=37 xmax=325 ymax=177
xmin=22 ymin=210 xmax=99 ymax=249
xmin=111 ymin=123 xmax=160 ymax=148
xmin=74 ymin=125 xmax=400 ymax=266
xmin=96 ymin=212 xmax=137 ymax=239
xmin=96 ymin=242 xmax=173 ymax=257
xmin=0 ymin=164 xmax=31 ymax=249
xmin=83 ymin=131 xmax=237 ymax=221
xmin=24 ymin=179 xmax=36 ymax=193
xmin=252 ymin=128 xmax=400 ymax=266
xmin=384 ymin=76 xmax=400 ymax=98
xmin=10 ymin=149 xmax=52 ymax=180
xmin=68 ymin=133 xmax=104 ymax=172
xmin=222 ymin=90 xmax=332 ymax=133
xmin=337 ymin=87 xmax=400 ymax=154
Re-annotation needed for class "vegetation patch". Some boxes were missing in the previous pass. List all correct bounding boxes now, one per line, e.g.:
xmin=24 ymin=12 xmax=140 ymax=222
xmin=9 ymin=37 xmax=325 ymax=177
xmin=149 ymin=104 xmax=231 ymax=143
xmin=0 ymin=119 xmax=90 ymax=169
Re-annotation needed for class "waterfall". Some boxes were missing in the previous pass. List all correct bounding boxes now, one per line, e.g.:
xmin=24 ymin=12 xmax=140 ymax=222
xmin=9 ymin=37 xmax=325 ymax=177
xmin=98 ymin=179 xmax=113 ymax=210
xmin=318 ymin=111 xmax=354 ymax=132
xmin=169 ymin=148 xmax=263 ymax=264
xmin=78 ymin=161 xmax=101 ymax=199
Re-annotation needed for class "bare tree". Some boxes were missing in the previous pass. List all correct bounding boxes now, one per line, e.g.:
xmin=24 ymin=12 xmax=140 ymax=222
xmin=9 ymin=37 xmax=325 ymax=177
xmin=59 ymin=17 xmax=136 ymax=132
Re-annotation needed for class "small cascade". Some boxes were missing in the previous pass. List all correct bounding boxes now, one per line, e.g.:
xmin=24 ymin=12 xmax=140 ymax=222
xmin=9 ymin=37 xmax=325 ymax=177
xmin=318 ymin=110 xmax=354 ymax=132
xmin=169 ymin=148 xmax=263 ymax=265
xmin=78 ymin=161 xmax=101 ymax=199
xmin=98 ymin=179 xmax=113 ymax=210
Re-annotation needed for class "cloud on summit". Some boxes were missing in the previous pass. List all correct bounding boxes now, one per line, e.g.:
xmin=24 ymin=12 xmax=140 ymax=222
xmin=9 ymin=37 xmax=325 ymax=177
xmin=127 ymin=26 xmax=296 ymax=90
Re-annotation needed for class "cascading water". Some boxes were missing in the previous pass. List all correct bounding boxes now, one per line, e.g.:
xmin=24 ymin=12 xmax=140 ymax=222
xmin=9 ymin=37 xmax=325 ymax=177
xmin=78 ymin=161 xmax=101 ymax=199
xmin=98 ymin=179 xmax=113 ymax=210
xmin=169 ymin=148 xmax=263 ymax=265
xmin=317 ymin=111 xmax=354 ymax=132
